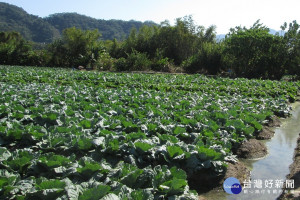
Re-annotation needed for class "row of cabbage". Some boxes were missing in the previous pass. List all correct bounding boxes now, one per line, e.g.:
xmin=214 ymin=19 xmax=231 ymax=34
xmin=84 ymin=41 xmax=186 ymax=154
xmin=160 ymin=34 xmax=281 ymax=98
xmin=0 ymin=66 xmax=298 ymax=101
xmin=0 ymin=65 xmax=299 ymax=199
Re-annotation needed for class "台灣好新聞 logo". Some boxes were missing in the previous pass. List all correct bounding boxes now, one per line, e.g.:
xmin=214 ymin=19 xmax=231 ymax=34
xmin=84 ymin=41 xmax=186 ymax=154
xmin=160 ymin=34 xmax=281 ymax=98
xmin=223 ymin=177 xmax=242 ymax=194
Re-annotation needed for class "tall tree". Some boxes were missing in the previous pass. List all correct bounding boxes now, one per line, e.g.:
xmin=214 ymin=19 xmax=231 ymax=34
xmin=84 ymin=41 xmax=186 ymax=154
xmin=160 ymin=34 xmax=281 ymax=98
xmin=119 ymin=16 xmax=217 ymax=65
xmin=224 ymin=20 xmax=287 ymax=79
xmin=281 ymin=20 xmax=300 ymax=76
xmin=48 ymin=27 xmax=103 ymax=68
xmin=0 ymin=31 xmax=31 ymax=65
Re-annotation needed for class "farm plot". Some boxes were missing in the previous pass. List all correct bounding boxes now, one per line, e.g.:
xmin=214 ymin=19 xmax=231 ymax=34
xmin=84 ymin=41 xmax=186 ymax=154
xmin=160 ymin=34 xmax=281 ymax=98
xmin=0 ymin=66 xmax=299 ymax=199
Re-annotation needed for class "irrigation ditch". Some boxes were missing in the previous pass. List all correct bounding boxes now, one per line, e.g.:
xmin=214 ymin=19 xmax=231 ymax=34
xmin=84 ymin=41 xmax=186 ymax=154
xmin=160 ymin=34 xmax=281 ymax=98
xmin=198 ymin=102 xmax=300 ymax=200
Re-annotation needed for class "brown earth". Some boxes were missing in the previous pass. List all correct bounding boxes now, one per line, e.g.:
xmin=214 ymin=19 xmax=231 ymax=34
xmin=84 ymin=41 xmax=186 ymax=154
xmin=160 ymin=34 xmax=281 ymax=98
xmin=233 ymin=116 xmax=281 ymax=159
xmin=256 ymin=127 xmax=275 ymax=140
xmin=256 ymin=116 xmax=281 ymax=140
xmin=267 ymin=116 xmax=282 ymax=128
xmin=223 ymin=161 xmax=251 ymax=184
xmin=234 ymin=139 xmax=268 ymax=159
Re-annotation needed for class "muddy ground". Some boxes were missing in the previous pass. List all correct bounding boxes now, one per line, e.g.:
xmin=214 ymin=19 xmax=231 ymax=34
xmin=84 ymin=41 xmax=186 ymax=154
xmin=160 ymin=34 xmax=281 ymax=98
xmin=232 ymin=116 xmax=281 ymax=159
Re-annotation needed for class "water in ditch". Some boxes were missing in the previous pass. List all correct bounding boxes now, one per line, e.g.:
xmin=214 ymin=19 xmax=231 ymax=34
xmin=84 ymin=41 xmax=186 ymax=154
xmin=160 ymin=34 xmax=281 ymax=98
xmin=202 ymin=102 xmax=300 ymax=200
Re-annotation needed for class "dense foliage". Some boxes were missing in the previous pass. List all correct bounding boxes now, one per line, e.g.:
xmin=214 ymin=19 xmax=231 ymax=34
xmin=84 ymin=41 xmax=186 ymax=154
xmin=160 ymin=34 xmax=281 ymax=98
xmin=112 ymin=16 xmax=217 ymax=66
xmin=47 ymin=28 xmax=104 ymax=68
xmin=224 ymin=21 xmax=288 ymax=80
xmin=281 ymin=21 xmax=300 ymax=76
xmin=0 ymin=65 xmax=299 ymax=199
xmin=0 ymin=32 xmax=42 ymax=66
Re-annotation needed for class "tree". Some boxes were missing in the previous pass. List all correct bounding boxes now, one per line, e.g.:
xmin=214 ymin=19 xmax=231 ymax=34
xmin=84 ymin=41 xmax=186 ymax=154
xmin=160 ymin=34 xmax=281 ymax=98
xmin=108 ymin=38 xmax=121 ymax=58
xmin=0 ymin=31 xmax=32 ymax=65
xmin=119 ymin=15 xmax=217 ymax=66
xmin=224 ymin=20 xmax=287 ymax=80
xmin=48 ymin=27 xmax=103 ymax=68
xmin=183 ymin=42 xmax=224 ymax=74
xmin=281 ymin=20 xmax=300 ymax=77
xmin=123 ymin=27 xmax=138 ymax=54
xmin=47 ymin=39 xmax=69 ymax=67
xmin=153 ymin=16 xmax=216 ymax=65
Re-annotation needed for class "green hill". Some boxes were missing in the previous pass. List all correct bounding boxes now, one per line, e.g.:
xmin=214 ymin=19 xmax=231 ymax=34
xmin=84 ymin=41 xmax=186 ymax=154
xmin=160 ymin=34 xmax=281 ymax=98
xmin=0 ymin=2 xmax=156 ymax=43
xmin=44 ymin=13 xmax=156 ymax=41
xmin=0 ymin=2 xmax=60 ymax=43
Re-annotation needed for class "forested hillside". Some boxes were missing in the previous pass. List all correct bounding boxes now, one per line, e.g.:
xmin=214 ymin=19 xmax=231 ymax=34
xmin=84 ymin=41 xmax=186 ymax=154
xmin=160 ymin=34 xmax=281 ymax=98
xmin=44 ymin=13 xmax=156 ymax=41
xmin=0 ymin=2 xmax=156 ymax=42
xmin=0 ymin=3 xmax=60 ymax=43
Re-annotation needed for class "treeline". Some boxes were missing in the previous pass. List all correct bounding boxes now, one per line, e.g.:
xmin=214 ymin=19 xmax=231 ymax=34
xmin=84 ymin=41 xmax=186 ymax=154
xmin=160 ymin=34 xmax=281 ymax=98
xmin=0 ymin=16 xmax=300 ymax=80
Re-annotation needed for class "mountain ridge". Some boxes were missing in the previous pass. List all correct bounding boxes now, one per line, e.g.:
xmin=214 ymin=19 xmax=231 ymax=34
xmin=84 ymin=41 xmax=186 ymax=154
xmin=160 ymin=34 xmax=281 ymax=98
xmin=0 ymin=2 xmax=156 ymax=42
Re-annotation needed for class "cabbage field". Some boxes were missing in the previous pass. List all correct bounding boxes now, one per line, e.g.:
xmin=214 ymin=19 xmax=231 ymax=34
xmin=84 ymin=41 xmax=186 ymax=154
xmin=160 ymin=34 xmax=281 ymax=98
xmin=0 ymin=65 xmax=299 ymax=199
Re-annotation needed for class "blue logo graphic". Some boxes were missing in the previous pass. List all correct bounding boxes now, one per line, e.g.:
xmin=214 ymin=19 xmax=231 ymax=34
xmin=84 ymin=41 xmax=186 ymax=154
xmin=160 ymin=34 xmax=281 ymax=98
xmin=223 ymin=177 xmax=242 ymax=194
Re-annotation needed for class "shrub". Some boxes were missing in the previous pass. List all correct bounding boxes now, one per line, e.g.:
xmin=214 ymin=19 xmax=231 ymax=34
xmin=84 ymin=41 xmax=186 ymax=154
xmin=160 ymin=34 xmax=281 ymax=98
xmin=25 ymin=50 xmax=50 ymax=66
xmin=151 ymin=57 xmax=172 ymax=72
xmin=95 ymin=52 xmax=115 ymax=71
xmin=114 ymin=57 xmax=128 ymax=71
xmin=126 ymin=50 xmax=151 ymax=71
xmin=115 ymin=50 xmax=151 ymax=71
xmin=183 ymin=42 xmax=223 ymax=74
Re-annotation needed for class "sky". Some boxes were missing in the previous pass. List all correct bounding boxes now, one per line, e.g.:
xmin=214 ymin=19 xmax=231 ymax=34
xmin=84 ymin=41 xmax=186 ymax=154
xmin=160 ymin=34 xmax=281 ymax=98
xmin=1 ymin=0 xmax=299 ymax=34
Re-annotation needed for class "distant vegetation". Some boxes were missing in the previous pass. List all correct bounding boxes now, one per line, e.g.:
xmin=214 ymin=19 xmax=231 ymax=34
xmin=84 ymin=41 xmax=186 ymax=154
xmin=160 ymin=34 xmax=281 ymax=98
xmin=0 ymin=2 xmax=300 ymax=80
xmin=44 ymin=13 xmax=156 ymax=41
xmin=0 ymin=2 xmax=155 ymax=42
xmin=0 ymin=3 xmax=59 ymax=43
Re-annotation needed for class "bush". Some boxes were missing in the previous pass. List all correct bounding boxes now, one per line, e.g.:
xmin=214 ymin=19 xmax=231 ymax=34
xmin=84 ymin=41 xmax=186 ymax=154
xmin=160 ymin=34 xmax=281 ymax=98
xmin=115 ymin=50 xmax=151 ymax=71
xmin=151 ymin=57 xmax=173 ymax=72
xmin=95 ymin=52 xmax=115 ymax=71
xmin=23 ymin=50 xmax=50 ymax=66
xmin=114 ymin=57 xmax=128 ymax=71
xmin=182 ymin=42 xmax=223 ymax=74
xmin=126 ymin=50 xmax=151 ymax=71
xmin=151 ymin=49 xmax=174 ymax=72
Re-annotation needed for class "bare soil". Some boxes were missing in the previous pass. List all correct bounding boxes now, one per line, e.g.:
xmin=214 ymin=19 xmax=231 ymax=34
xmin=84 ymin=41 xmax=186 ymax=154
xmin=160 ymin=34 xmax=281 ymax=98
xmin=256 ymin=116 xmax=281 ymax=140
xmin=256 ymin=127 xmax=275 ymax=140
xmin=233 ymin=139 xmax=268 ymax=159
xmin=267 ymin=116 xmax=282 ymax=128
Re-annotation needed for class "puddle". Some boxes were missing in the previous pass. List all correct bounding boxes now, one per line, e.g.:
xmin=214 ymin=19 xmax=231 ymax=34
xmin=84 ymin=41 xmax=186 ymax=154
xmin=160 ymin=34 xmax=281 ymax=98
xmin=202 ymin=102 xmax=300 ymax=200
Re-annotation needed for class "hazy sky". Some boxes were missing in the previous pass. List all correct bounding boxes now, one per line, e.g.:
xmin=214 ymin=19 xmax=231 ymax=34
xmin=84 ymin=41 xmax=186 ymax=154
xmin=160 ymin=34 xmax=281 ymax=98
xmin=2 ymin=0 xmax=299 ymax=34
